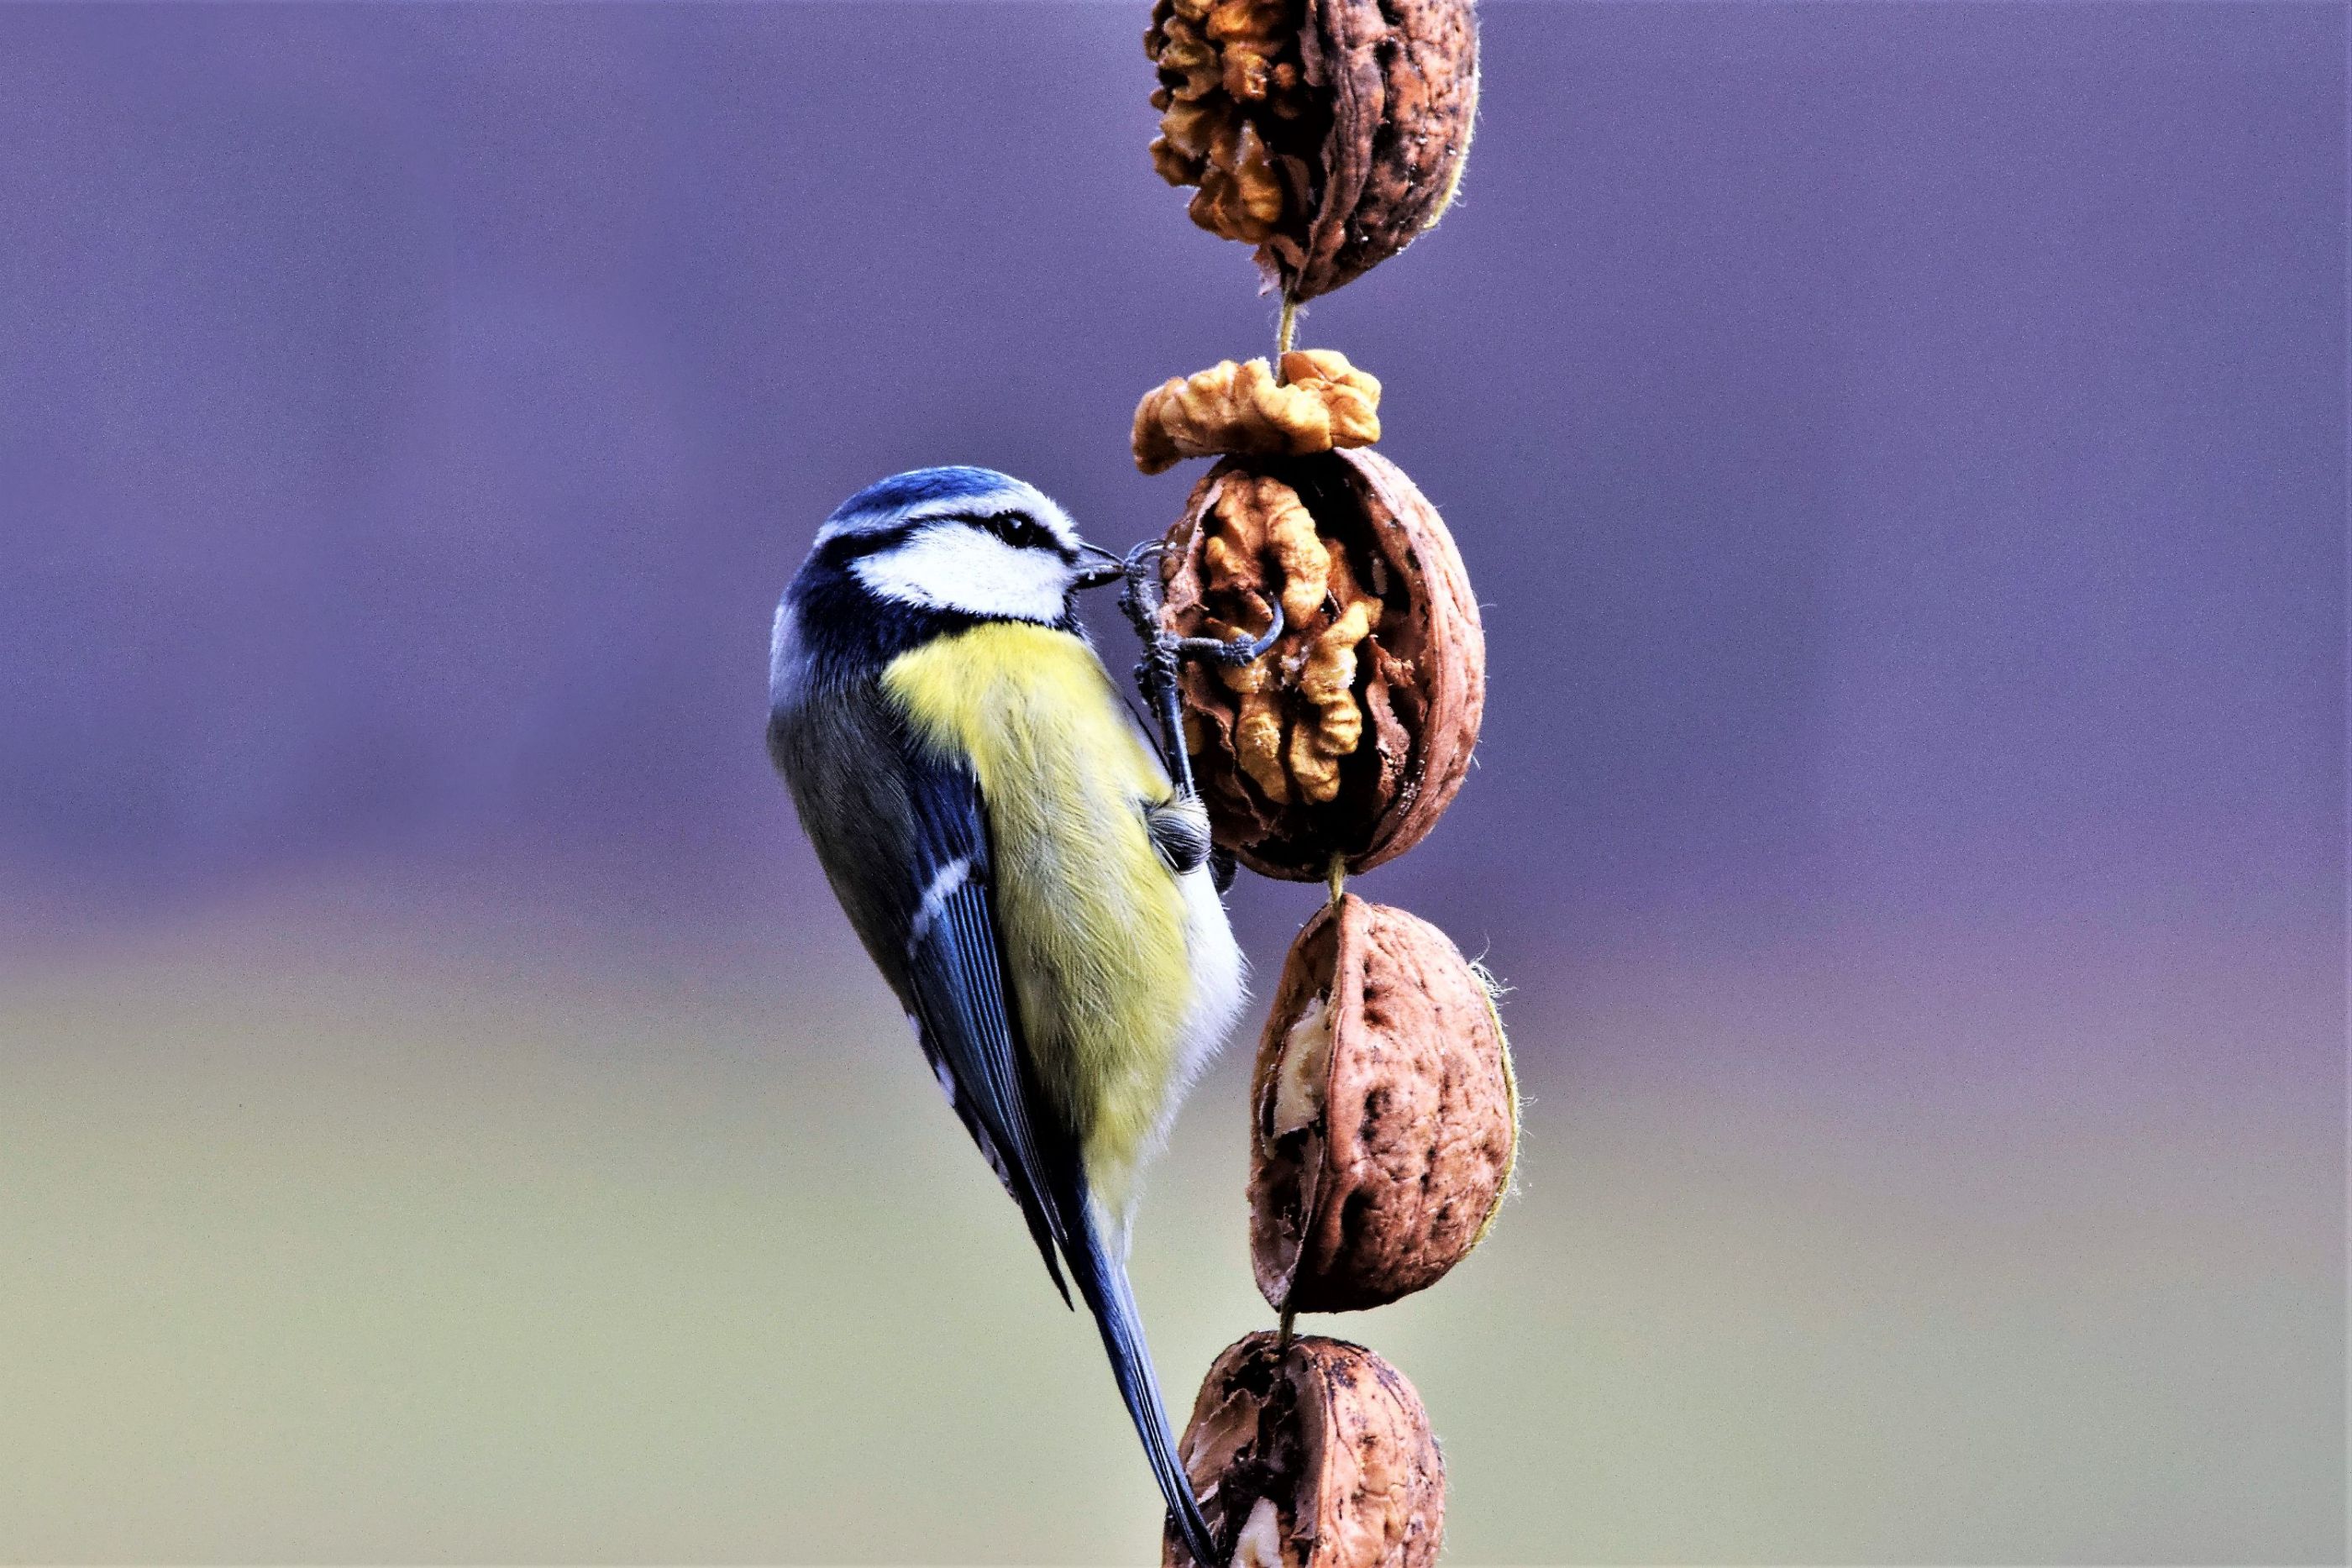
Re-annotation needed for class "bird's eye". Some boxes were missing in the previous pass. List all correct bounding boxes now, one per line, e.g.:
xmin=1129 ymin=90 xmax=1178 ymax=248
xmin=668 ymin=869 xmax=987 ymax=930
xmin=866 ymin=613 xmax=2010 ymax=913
xmin=977 ymin=511 xmax=1061 ymax=554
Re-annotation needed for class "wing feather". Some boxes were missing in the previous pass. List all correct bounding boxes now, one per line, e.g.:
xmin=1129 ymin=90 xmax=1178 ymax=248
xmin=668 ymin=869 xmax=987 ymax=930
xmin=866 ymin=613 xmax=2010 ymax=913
xmin=896 ymin=758 xmax=1221 ymax=1565
xmin=770 ymin=671 xmax=1220 ymax=1563
xmin=896 ymin=758 xmax=1079 ymax=1303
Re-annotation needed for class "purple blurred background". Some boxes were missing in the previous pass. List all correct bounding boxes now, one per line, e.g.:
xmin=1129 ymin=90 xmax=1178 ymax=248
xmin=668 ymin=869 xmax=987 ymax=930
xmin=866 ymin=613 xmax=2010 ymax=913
xmin=0 ymin=3 xmax=2342 ymax=1562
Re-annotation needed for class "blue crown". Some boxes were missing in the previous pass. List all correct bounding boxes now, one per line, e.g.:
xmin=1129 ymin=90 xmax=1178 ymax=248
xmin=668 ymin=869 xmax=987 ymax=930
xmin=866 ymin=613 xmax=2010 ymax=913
xmin=829 ymin=466 xmax=1019 ymax=527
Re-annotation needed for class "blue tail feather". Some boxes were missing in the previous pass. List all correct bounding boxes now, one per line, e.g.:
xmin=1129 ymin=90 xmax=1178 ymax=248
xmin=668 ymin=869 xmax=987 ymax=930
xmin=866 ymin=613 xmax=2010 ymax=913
xmin=1068 ymin=1203 xmax=1222 ymax=1568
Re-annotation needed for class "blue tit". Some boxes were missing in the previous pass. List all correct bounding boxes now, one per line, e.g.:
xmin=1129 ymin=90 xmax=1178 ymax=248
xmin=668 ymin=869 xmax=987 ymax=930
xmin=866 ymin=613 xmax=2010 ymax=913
xmin=766 ymin=465 xmax=1243 ymax=1564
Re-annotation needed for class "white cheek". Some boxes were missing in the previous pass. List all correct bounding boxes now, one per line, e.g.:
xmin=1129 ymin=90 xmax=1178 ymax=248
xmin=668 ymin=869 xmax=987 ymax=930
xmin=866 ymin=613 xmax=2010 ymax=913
xmin=853 ymin=528 xmax=1071 ymax=621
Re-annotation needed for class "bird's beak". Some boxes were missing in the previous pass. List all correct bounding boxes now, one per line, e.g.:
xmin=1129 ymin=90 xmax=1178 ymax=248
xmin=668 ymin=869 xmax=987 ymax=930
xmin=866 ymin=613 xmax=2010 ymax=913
xmin=1073 ymin=540 xmax=1128 ymax=590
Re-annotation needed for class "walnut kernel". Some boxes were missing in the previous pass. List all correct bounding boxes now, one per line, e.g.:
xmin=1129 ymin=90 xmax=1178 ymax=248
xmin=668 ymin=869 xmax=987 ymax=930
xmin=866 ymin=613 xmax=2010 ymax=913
xmin=1146 ymin=0 xmax=1479 ymax=301
xmin=1133 ymin=351 xmax=1381 ymax=475
xmin=1186 ymin=471 xmax=1380 ymax=810
xmin=1162 ymin=449 xmax=1483 ymax=879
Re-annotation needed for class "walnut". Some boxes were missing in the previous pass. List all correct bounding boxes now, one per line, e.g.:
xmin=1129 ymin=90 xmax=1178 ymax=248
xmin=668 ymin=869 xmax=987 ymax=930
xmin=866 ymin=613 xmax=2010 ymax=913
xmin=1162 ymin=449 xmax=1483 ymax=879
xmin=1250 ymin=896 xmax=1516 ymax=1313
xmin=1145 ymin=0 xmax=1479 ymax=301
xmin=1133 ymin=351 xmax=1381 ymax=475
xmin=1186 ymin=472 xmax=1371 ymax=809
xmin=1163 ymin=1332 xmax=1444 ymax=1568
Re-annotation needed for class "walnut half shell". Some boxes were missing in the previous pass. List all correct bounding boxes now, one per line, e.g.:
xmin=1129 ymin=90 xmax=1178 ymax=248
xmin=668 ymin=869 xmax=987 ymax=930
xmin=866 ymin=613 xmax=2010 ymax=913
xmin=1164 ymin=1332 xmax=1444 ymax=1568
xmin=1162 ymin=448 xmax=1483 ymax=880
xmin=1251 ymin=895 xmax=1515 ymax=1313
xmin=1146 ymin=0 xmax=1478 ymax=301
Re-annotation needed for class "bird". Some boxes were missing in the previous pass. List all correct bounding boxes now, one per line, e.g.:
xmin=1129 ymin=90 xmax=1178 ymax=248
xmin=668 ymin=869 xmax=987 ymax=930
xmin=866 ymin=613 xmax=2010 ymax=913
xmin=766 ymin=465 xmax=1247 ymax=1565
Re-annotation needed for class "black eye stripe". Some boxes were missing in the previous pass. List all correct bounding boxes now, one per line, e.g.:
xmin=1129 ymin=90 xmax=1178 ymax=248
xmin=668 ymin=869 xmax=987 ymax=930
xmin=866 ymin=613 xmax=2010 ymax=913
xmin=966 ymin=510 xmax=1069 ymax=557
xmin=814 ymin=519 xmax=921 ymax=569
xmin=818 ymin=509 xmax=1071 ymax=565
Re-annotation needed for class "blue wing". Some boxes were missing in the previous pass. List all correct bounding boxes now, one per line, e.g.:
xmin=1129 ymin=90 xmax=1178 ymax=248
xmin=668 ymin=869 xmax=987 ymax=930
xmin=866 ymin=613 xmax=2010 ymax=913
xmin=895 ymin=754 xmax=1221 ymax=1568
xmin=895 ymin=757 xmax=1079 ymax=1303
xmin=771 ymin=688 xmax=1218 ymax=1565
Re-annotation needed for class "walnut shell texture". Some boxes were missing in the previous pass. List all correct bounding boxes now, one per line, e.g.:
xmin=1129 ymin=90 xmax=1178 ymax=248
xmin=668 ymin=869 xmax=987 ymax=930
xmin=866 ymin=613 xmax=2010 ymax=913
xmin=1162 ymin=448 xmax=1483 ymax=880
xmin=1250 ymin=895 xmax=1515 ymax=1313
xmin=1147 ymin=0 xmax=1479 ymax=301
xmin=1164 ymin=1332 xmax=1445 ymax=1568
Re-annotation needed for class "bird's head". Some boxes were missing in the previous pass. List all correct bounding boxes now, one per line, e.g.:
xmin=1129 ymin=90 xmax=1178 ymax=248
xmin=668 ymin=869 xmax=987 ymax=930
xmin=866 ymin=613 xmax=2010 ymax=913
xmin=798 ymin=466 xmax=1121 ymax=625
xmin=774 ymin=467 xmax=1126 ymax=699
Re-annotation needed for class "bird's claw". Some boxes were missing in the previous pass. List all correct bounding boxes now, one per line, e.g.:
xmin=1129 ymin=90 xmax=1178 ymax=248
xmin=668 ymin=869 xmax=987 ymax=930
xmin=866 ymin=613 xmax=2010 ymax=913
xmin=1172 ymin=602 xmax=1284 ymax=666
xmin=1092 ymin=536 xmax=1280 ymax=810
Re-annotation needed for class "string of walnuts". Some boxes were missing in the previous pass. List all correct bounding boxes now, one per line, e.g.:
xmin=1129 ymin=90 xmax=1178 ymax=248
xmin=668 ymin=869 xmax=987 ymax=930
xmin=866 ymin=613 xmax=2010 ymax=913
xmin=1131 ymin=7 xmax=1514 ymax=1565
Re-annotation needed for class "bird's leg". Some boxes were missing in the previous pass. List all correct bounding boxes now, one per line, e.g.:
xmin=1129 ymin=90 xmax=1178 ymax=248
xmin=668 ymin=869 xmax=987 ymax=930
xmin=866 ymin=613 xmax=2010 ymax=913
xmin=1116 ymin=540 xmax=1283 ymax=803
xmin=1117 ymin=542 xmax=1196 ymax=800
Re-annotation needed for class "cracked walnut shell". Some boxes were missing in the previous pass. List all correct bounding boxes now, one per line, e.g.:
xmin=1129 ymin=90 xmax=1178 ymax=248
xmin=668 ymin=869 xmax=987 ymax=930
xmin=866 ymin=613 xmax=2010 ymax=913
xmin=1133 ymin=350 xmax=1380 ymax=475
xmin=1161 ymin=448 xmax=1482 ymax=880
xmin=1145 ymin=0 xmax=1478 ymax=301
xmin=1250 ymin=895 xmax=1515 ymax=1313
xmin=1164 ymin=1332 xmax=1444 ymax=1568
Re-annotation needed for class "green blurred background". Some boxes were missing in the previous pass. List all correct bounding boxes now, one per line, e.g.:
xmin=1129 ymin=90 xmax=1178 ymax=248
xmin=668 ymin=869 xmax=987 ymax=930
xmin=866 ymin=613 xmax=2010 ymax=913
xmin=2 ymin=881 xmax=2339 ymax=1560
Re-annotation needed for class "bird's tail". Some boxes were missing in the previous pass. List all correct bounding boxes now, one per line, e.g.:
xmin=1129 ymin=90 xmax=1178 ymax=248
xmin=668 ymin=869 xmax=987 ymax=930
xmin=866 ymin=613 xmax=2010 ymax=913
xmin=1068 ymin=1200 xmax=1221 ymax=1568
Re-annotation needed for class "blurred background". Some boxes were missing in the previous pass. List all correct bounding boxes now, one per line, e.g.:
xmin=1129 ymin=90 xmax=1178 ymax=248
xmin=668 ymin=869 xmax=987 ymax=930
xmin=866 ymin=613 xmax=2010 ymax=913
xmin=0 ymin=3 xmax=2342 ymax=1562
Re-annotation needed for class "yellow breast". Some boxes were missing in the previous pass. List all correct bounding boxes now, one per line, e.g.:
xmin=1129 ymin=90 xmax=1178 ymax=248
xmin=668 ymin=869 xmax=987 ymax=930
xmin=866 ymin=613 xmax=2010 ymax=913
xmin=883 ymin=621 xmax=1195 ymax=1200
